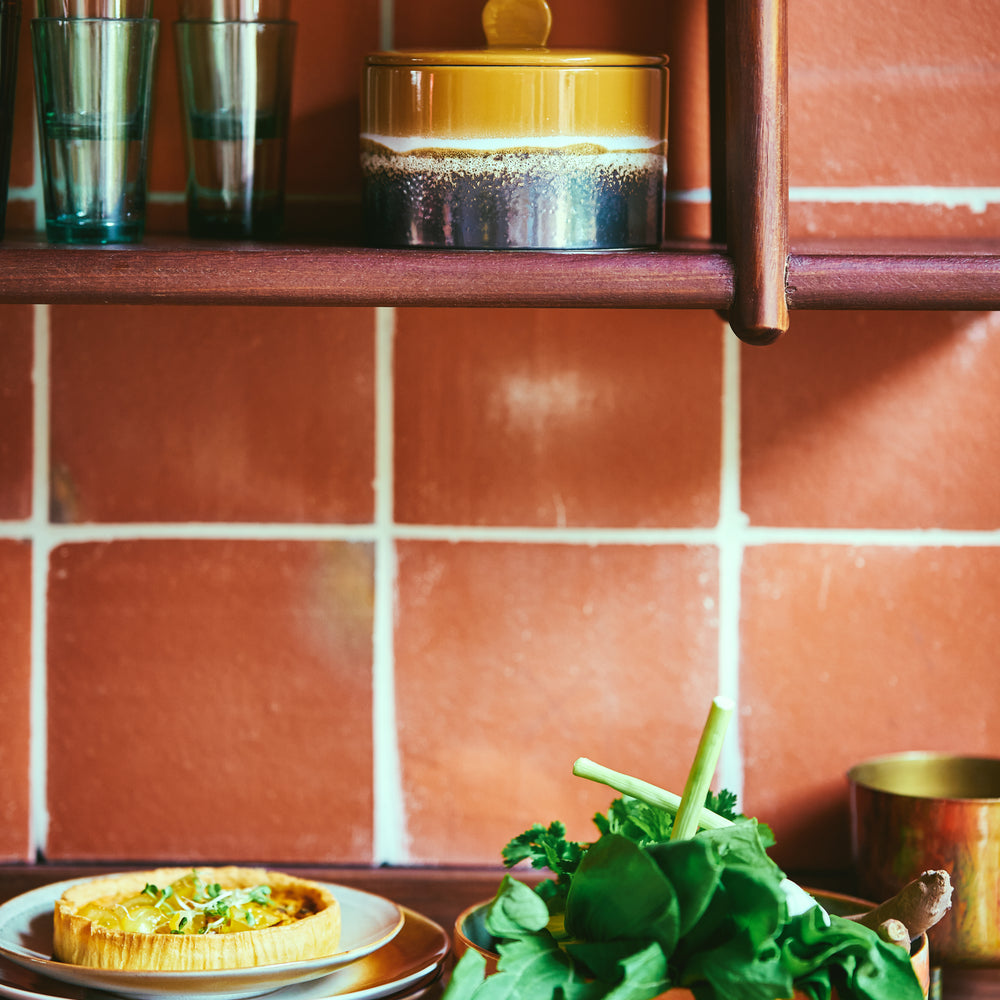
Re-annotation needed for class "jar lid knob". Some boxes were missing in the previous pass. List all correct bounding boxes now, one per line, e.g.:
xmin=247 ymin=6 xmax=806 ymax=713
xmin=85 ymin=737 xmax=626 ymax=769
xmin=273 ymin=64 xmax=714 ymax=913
xmin=482 ymin=0 xmax=551 ymax=48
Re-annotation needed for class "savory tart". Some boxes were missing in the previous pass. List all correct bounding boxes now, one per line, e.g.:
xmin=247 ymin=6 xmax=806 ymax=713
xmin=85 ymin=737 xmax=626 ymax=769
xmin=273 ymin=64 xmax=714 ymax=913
xmin=52 ymin=867 xmax=342 ymax=971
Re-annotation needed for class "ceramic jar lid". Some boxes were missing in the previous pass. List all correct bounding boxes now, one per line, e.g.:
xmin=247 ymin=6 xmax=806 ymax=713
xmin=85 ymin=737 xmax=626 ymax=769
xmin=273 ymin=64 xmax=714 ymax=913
xmin=363 ymin=0 xmax=668 ymax=143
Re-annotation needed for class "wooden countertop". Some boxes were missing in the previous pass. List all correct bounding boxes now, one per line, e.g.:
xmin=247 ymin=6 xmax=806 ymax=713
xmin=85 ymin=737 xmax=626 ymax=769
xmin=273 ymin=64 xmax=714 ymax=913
xmin=2 ymin=865 xmax=996 ymax=1000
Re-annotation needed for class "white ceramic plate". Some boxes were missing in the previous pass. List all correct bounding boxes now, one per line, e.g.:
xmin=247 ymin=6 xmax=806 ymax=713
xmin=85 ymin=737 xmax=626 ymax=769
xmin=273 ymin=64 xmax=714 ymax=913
xmin=0 ymin=879 xmax=408 ymax=1000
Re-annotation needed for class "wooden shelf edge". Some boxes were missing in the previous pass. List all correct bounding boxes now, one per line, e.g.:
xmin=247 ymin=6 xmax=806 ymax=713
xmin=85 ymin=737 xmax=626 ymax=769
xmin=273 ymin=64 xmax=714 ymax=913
xmin=0 ymin=241 xmax=734 ymax=309
xmin=2 ymin=239 xmax=999 ymax=311
xmin=787 ymin=252 xmax=1000 ymax=310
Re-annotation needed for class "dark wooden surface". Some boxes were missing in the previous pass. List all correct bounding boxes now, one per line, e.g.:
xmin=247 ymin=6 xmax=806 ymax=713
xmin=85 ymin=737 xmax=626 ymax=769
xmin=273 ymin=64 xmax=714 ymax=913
xmin=3 ymin=866 xmax=997 ymax=999
xmin=1 ymin=236 xmax=999 ymax=313
xmin=0 ymin=237 xmax=734 ymax=309
xmin=723 ymin=0 xmax=789 ymax=345
xmin=786 ymin=253 xmax=1000 ymax=310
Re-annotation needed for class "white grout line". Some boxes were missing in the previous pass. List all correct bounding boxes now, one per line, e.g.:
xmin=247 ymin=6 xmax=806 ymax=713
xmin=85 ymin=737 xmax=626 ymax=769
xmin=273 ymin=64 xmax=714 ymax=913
xmin=0 ymin=522 xmax=383 ymax=542
xmin=371 ymin=305 xmax=406 ymax=865
xmin=715 ymin=319 xmax=746 ymax=804
xmin=29 ymin=305 xmax=52 ymax=859
xmin=667 ymin=186 xmax=1000 ymax=212
xmin=388 ymin=524 xmax=720 ymax=545
xmin=790 ymin=186 xmax=1000 ymax=213
xmin=130 ymin=184 xmax=1000 ymax=213
xmin=4 ymin=518 xmax=1000 ymax=546
xmin=743 ymin=526 xmax=1000 ymax=546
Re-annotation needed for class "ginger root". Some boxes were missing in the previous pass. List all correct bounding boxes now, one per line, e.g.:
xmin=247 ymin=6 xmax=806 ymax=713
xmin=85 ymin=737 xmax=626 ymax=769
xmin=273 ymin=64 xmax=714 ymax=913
xmin=873 ymin=918 xmax=910 ymax=950
xmin=846 ymin=870 xmax=953 ymax=947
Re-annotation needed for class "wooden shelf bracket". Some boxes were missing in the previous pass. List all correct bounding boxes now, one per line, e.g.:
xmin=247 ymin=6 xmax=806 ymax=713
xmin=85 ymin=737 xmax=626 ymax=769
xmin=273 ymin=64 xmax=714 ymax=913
xmin=723 ymin=0 xmax=789 ymax=345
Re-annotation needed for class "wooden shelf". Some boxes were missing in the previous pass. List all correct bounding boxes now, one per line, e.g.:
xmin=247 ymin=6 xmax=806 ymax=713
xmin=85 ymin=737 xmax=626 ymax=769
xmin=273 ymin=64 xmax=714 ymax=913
xmin=787 ymin=245 xmax=1000 ymax=311
xmin=0 ymin=236 xmax=734 ymax=308
xmin=1 ymin=235 xmax=997 ymax=313
xmin=1 ymin=0 xmax=997 ymax=338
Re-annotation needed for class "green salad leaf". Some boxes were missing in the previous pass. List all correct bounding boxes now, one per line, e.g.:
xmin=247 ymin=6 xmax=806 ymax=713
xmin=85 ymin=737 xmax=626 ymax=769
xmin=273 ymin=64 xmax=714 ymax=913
xmin=449 ymin=795 xmax=923 ymax=1000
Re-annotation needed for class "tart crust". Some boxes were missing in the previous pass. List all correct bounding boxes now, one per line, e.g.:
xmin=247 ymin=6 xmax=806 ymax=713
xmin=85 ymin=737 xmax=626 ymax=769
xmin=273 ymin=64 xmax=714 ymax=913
xmin=52 ymin=867 xmax=342 ymax=971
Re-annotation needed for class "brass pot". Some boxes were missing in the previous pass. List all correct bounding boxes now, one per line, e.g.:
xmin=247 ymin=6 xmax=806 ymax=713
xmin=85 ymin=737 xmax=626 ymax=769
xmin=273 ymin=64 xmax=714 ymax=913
xmin=849 ymin=751 xmax=1000 ymax=968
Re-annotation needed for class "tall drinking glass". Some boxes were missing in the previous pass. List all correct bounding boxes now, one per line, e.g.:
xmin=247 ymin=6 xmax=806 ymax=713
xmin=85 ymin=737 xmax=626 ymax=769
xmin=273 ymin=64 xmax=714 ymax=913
xmin=0 ymin=0 xmax=21 ymax=239
xmin=174 ymin=10 xmax=295 ymax=239
xmin=31 ymin=11 xmax=158 ymax=243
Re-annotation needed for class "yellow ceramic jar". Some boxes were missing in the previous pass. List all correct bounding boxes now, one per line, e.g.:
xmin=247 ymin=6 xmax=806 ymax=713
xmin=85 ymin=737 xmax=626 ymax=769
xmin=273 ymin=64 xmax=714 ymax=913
xmin=360 ymin=0 xmax=668 ymax=249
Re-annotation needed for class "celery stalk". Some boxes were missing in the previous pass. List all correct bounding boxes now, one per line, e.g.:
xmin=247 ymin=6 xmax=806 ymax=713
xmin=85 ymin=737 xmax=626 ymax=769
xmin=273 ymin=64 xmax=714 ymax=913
xmin=670 ymin=695 xmax=735 ymax=841
xmin=572 ymin=756 xmax=733 ymax=831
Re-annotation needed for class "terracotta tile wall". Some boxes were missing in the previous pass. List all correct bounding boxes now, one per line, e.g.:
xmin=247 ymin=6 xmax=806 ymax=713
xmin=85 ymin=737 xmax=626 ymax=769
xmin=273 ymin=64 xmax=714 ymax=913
xmin=1 ymin=0 xmax=999 ymax=876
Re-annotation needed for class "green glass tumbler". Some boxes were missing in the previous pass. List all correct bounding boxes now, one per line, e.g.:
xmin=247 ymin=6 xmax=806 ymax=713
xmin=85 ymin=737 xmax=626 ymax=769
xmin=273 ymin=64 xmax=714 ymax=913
xmin=174 ymin=16 xmax=295 ymax=239
xmin=31 ymin=14 xmax=158 ymax=243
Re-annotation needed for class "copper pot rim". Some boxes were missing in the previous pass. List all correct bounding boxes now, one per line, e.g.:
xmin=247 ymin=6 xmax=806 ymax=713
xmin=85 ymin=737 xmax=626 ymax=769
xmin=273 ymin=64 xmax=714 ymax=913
xmin=848 ymin=751 xmax=1000 ymax=803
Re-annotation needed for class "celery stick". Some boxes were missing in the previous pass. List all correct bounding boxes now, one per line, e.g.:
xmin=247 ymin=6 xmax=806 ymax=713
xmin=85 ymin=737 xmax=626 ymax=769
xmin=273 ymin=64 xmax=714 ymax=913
xmin=670 ymin=695 xmax=735 ymax=841
xmin=572 ymin=757 xmax=733 ymax=831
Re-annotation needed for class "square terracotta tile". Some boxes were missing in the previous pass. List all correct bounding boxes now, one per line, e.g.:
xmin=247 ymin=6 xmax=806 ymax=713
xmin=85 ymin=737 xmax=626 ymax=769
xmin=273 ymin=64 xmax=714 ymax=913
xmin=391 ymin=0 xmax=483 ymax=49
xmin=790 ymin=0 xmax=1000 ymax=71
xmin=49 ymin=305 xmax=375 ymax=523
xmin=742 ymin=311 xmax=1000 ymax=529
xmin=790 ymin=202 xmax=1000 ymax=241
xmin=788 ymin=1 xmax=1000 ymax=188
xmin=393 ymin=0 xmax=679 ymax=53
xmin=790 ymin=76 xmax=1000 ymax=188
xmin=0 ymin=305 xmax=33 ymax=520
xmin=0 ymin=539 xmax=32 ymax=862
xmin=143 ymin=198 xmax=188 ymax=235
xmin=145 ymin=0 xmax=188 ymax=197
xmin=741 ymin=543 xmax=1000 ymax=873
xmin=394 ymin=540 xmax=721 ymax=864
xmin=46 ymin=539 xmax=375 ymax=862
xmin=284 ymin=0 xmax=380 ymax=198
xmin=3 ymin=198 xmax=37 ymax=236
xmin=394 ymin=309 xmax=723 ymax=528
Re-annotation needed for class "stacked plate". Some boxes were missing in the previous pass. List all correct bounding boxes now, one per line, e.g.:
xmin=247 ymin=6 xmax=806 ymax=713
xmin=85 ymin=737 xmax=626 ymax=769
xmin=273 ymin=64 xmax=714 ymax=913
xmin=0 ymin=879 xmax=449 ymax=1000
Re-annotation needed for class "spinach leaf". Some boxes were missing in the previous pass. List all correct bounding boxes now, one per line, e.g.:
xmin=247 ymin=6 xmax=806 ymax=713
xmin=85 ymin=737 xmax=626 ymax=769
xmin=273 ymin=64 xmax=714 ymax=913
xmin=485 ymin=875 xmax=550 ymax=938
xmin=644 ymin=837 xmax=723 ymax=939
xmin=779 ymin=908 xmax=926 ymax=1000
xmin=565 ymin=834 xmax=681 ymax=956
xmin=680 ymin=928 xmax=792 ymax=1000
xmin=445 ymin=950 xmax=490 ymax=1000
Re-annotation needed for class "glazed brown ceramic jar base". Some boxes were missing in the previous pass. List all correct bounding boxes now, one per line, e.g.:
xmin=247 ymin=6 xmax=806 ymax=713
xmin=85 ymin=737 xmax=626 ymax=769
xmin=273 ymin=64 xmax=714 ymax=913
xmin=361 ymin=140 xmax=664 ymax=249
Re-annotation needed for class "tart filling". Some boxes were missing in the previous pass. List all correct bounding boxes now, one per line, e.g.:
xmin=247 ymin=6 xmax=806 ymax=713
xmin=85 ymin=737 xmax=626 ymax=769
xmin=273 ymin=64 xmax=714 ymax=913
xmin=52 ymin=867 xmax=342 ymax=971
